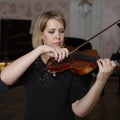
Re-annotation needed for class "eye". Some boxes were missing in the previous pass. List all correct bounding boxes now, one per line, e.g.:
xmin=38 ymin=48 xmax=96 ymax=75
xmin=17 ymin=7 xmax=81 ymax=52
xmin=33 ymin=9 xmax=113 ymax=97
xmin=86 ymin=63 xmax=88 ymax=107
xmin=59 ymin=29 xmax=65 ymax=33
xmin=48 ymin=31 xmax=54 ymax=34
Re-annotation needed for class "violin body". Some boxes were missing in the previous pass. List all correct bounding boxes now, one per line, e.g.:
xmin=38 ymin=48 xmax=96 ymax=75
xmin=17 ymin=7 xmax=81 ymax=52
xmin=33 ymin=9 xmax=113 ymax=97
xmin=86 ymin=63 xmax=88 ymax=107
xmin=47 ymin=49 xmax=100 ymax=75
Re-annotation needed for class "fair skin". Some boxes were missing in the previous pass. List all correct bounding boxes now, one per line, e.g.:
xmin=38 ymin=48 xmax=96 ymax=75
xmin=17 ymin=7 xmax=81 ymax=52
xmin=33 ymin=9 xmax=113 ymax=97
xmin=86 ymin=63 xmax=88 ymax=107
xmin=0 ymin=19 xmax=116 ymax=118
xmin=41 ymin=19 xmax=68 ymax=63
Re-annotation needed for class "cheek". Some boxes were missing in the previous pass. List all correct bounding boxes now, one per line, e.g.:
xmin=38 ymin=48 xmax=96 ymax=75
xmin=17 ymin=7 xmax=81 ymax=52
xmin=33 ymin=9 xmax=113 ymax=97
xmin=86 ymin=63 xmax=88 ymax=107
xmin=43 ymin=35 xmax=53 ymax=45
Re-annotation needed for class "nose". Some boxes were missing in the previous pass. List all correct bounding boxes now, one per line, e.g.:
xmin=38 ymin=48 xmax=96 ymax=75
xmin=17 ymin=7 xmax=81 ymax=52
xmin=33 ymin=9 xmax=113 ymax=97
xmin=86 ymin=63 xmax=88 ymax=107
xmin=55 ymin=31 xmax=60 ymax=38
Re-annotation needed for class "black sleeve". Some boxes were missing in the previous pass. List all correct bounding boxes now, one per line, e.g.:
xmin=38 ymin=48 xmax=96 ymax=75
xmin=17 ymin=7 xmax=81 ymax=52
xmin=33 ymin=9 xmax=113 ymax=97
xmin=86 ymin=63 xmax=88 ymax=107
xmin=0 ymin=75 xmax=26 ymax=92
xmin=0 ymin=79 xmax=8 ymax=92
xmin=8 ymin=75 xmax=26 ymax=89
xmin=0 ymin=63 xmax=34 ymax=91
xmin=0 ymin=68 xmax=30 ymax=91
xmin=69 ymin=73 xmax=90 ymax=104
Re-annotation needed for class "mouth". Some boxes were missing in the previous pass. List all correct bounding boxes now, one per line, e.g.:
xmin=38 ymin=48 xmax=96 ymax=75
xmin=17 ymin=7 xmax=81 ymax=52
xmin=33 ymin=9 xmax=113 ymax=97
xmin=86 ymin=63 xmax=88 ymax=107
xmin=53 ymin=42 xmax=62 ymax=46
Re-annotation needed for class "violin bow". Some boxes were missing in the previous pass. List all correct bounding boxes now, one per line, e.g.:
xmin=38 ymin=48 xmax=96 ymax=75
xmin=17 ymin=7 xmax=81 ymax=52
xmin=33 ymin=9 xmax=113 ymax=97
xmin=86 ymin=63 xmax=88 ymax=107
xmin=69 ymin=19 xmax=120 ymax=55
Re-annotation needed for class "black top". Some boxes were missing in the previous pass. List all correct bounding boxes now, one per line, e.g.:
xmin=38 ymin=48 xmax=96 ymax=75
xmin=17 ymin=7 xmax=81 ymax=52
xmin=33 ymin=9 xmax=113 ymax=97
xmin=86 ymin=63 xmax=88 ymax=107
xmin=0 ymin=58 xmax=88 ymax=120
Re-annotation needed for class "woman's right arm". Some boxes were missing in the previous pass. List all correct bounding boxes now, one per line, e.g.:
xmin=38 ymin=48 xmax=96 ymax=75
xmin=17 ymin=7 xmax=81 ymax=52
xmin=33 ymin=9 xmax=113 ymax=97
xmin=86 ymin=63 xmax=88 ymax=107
xmin=0 ymin=45 xmax=69 ymax=85
xmin=0 ymin=46 xmax=43 ymax=85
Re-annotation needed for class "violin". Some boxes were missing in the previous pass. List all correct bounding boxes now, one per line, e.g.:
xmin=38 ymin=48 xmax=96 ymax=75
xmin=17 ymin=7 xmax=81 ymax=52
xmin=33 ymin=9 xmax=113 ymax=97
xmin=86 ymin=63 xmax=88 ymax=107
xmin=47 ymin=48 xmax=100 ymax=75
xmin=46 ymin=19 xmax=120 ymax=75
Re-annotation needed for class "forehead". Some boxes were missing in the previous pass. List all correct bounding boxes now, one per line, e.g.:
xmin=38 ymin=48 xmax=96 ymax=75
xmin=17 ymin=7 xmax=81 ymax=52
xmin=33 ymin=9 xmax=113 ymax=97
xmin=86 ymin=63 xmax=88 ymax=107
xmin=46 ymin=19 xmax=64 ymax=28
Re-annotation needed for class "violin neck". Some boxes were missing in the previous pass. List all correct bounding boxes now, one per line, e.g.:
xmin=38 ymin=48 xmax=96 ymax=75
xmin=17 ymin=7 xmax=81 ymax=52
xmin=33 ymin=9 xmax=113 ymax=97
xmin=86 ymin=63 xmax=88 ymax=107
xmin=71 ymin=51 xmax=99 ymax=62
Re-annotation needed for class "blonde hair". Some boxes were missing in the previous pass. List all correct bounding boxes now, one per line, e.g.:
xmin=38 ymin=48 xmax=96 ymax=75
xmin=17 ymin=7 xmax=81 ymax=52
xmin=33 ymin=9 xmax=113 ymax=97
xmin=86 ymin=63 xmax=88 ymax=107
xmin=32 ymin=11 xmax=66 ymax=48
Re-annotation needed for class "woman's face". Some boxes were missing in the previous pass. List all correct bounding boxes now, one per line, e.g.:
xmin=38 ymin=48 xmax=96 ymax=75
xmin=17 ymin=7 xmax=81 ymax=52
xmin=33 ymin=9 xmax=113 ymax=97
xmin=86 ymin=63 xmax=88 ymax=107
xmin=42 ymin=19 xmax=65 ymax=47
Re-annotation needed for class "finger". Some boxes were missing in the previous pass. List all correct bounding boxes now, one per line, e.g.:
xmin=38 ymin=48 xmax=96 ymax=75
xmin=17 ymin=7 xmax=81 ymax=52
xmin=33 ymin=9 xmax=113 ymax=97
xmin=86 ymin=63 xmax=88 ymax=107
xmin=97 ymin=59 xmax=103 ymax=70
xmin=60 ymin=48 xmax=69 ymax=61
xmin=46 ymin=46 xmax=59 ymax=60
xmin=102 ymin=59 xmax=116 ymax=68
xmin=97 ymin=58 xmax=108 ymax=73
xmin=55 ymin=47 xmax=63 ymax=62
xmin=111 ymin=60 xmax=117 ymax=67
xmin=64 ymin=48 xmax=69 ymax=57
xmin=97 ymin=58 xmax=116 ymax=73
xmin=59 ymin=49 xmax=65 ymax=61
xmin=98 ymin=58 xmax=109 ymax=67
xmin=104 ymin=58 xmax=112 ymax=66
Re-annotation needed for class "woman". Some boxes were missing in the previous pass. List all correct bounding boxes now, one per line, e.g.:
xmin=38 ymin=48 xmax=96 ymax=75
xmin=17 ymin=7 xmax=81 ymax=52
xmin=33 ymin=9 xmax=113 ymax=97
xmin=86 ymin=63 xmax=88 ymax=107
xmin=0 ymin=11 xmax=116 ymax=120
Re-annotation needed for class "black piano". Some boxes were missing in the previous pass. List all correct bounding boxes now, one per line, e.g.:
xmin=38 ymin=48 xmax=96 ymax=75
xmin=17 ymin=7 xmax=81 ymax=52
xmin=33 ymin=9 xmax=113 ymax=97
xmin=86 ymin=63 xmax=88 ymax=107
xmin=0 ymin=18 xmax=33 ymax=62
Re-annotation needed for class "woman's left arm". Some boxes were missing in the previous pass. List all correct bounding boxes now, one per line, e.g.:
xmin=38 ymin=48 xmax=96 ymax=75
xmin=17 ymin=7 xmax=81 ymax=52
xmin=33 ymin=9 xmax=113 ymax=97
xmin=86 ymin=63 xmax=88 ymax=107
xmin=72 ymin=58 xmax=116 ymax=118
